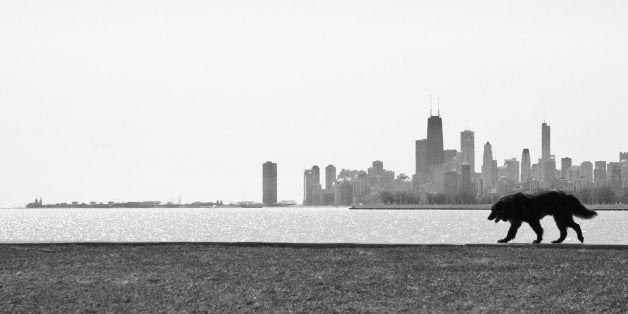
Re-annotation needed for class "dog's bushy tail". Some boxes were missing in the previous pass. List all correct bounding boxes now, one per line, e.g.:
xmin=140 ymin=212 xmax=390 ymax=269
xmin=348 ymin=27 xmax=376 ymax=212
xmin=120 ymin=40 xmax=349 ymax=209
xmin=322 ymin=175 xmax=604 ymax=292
xmin=567 ymin=195 xmax=597 ymax=219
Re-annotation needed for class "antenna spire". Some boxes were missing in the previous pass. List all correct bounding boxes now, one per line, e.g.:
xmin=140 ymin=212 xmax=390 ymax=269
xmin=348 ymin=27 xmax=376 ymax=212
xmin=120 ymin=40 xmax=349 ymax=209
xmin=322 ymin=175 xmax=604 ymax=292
xmin=429 ymin=92 xmax=433 ymax=116
xmin=437 ymin=91 xmax=440 ymax=116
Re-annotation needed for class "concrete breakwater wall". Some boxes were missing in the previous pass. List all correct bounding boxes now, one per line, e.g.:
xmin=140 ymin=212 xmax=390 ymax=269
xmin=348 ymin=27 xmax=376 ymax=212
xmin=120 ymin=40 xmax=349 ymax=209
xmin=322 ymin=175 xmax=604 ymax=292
xmin=350 ymin=204 xmax=628 ymax=210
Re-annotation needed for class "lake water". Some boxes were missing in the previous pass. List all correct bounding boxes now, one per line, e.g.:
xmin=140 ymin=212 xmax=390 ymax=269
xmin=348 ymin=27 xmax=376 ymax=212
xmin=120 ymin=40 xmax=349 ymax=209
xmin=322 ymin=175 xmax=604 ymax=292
xmin=0 ymin=207 xmax=626 ymax=244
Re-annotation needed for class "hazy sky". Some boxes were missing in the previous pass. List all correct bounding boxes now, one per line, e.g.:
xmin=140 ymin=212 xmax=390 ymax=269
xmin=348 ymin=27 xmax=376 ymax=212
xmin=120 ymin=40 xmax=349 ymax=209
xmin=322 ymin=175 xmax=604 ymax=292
xmin=1 ymin=1 xmax=627 ymax=207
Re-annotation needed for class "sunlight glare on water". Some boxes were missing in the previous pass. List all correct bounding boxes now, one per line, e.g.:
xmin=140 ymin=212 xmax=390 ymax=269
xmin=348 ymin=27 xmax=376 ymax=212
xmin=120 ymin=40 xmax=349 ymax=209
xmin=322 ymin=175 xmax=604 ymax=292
xmin=0 ymin=207 xmax=626 ymax=244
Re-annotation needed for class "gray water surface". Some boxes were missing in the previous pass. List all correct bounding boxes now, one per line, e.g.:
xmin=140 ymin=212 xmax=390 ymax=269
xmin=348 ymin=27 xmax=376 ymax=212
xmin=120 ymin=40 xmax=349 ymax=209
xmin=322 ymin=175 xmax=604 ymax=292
xmin=0 ymin=207 xmax=625 ymax=244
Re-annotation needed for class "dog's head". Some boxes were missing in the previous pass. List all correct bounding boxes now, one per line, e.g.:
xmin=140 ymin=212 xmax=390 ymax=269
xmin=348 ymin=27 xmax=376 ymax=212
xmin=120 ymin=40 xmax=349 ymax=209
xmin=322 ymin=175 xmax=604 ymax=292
xmin=487 ymin=201 xmax=507 ymax=223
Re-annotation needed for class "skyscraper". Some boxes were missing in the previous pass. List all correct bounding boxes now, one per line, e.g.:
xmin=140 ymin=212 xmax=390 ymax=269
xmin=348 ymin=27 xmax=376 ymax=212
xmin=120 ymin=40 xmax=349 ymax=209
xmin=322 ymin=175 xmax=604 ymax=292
xmin=621 ymin=152 xmax=628 ymax=161
xmin=483 ymin=142 xmax=493 ymax=167
xmin=608 ymin=162 xmax=622 ymax=192
xmin=560 ymin=157 xmax=572 ymax=180
xmin=594 ymin=161 xmax=607 ymax=186
xmin=481 ymin=142 xmax=494 ymax=189
xmin=542 ymin=122 xmax=551 ymax=160
xmin=415 ymin=139 xmax=427 ymax=175
xmin=426 ymin=115 xmax=444 ymax=175
xmin=505 ymin=158 xmax=520 ymax=184
xmin=262 ymin=161 xmax=277 ymax=205
xmin=444 ymin=149 xmax=457 ymax=171
xmin=460 ymin=130 xmax=475 ymax=173
xmin=304 ymin=165 xmax=322 ymax=205
xmin=521 ymin=149 xmax=531 ymax=183
xmin=444 ymin=171 xmax=460 ymax=198
xmin=325 ymin=164 xmax=336 ymax=190
xmin=543 ymin=157 xmax=556 ymax=189
xmin=303 ymin=169 xmax=314 ymax=205
xmin=581 ymin=161 xmax=593 ymax=182
xmin=311 ymin=165 xmax=320 ymax=185
xmin=372 ymin=160 xmax=384 ymax=176
xmin=460 ymin=163 xmax=472 ymax=195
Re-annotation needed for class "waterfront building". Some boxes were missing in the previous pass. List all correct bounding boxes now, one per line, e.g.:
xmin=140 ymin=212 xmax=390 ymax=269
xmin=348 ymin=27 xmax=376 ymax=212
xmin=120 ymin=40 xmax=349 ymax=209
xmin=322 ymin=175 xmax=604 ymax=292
xmin=382 ymin=170 xmax=395 ymax=190
xmin=304 ymin=165 xmax=322 ymax=205
xmin=452 ymin=152 xmax=465 ymax=174
xmin=529 ymin=178 xmax=540 ymax=192
xmin=392 ymin=174 xmax=413 ymax=193
xmin=594 ymin=168 xmax=606 ymax=187
xmin=621 ymin=160 xmax=628 ymax=190
xmin=444 ymin=171 xmax=460 ymax=198
xmin=372 ymin=160 xmax=384 ymax=176
xmin=325 ymin=164 xmax=336 ymax=190
xmin=460 ymin=163 xmax=472 ymax=195
xmin=581 ymin=161 xmax=593 ymax=182
xmin=311 ymin=165 xmax=320 ymax=185
xmin=594 ymin=161 xmax=607 ymax=186
xmin=560 ymin=157 xmax=572 ymax=180
xmin=481 ymin=142 xmax=494 ymax=190
xmin=608 ymin=162 xmax=622 ymax=192
xmin=333 ymin=179 xmax=354 ymax=206
xmin=521 ymin=149 xmax=531 ymax=183
xmin=338 ymin=169 xmax=366 ymax=179
xmin=568 ymin=166 xmax=582 ymax=183
xmin=543 ymin=157 xmax=556 ymax=189
xmin=352 ymin=177 xmax=368 ymax=198
xmin=505 ymin=158 xmax=520 ymax=184
xmin=415 ymin=139 xmax=427 ymax=175
xmin=262 ymin=161 xmax=277 ymax=205
xmin=444 ymin=149 xmax=457 ymax=172
xmin=497 ymin=166 xmax=508 ymax=182
xmin=573 ymin=177 xmax=590 ymax=191
xmin=496 ymin=179 xmax=513 ymax=197
xmin=433 ymin=165 xmax=446 ymax=194
xmin=530 ymin=163 xmax=541 ymax=180
xmin=426 ymin=115 xmax=444 ymax=176
xmin=492 ymin=160 xmax=498 ymax=187
xmin=303 ymin=169 xmax=314 ymax=205
xmin=460 ymin=130 xmax=475 ymax=173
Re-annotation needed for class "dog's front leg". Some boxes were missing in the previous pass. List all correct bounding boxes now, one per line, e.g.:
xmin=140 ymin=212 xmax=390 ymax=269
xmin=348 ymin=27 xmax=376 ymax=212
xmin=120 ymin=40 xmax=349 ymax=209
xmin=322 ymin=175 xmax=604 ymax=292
xmin=498 ymin=221 xmax=521 ymax=243
xmin=528 ymin=220 xmax=544 ymax=243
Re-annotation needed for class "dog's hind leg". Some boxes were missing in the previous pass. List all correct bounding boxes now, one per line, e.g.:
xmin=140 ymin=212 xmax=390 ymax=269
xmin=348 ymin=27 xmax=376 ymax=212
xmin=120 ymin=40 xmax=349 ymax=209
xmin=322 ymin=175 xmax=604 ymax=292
xmin=498 ymin=221 xmax=521 ymax=243
xmin=551 ymin=218 xmax=568 ymax=243
xmin=568 ymin=220 xmax=584 ymax=243
xmin=528 ymin=220 xmax=543 ymax=243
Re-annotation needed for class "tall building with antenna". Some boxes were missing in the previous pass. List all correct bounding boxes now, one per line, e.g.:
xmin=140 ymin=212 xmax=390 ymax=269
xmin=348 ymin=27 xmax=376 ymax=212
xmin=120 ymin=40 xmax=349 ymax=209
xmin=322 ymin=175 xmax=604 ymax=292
xmin=426 ymin=95 xmax=444 ymax=177
xmin=542 ymin=122 xmax=551 ymax=161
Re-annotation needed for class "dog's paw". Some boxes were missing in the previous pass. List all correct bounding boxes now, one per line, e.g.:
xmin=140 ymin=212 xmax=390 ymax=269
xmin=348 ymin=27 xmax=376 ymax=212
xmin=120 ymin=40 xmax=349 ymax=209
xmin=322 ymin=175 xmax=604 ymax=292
xmin=551 ymin=239 xmax=563 ymax=244
xmin=497 ymin=239 xmax=509 ymax=243
xmin=578 ymin=236 xmax=584 ymax=243
xmin=532 ymin=239 xmax=542 ymax=244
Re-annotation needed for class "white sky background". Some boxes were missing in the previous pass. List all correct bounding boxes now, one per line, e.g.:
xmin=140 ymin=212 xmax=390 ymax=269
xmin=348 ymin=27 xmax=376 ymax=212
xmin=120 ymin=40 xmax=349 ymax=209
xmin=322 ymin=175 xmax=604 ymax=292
xmin=0 ymin=1 xmax=627 ymax=207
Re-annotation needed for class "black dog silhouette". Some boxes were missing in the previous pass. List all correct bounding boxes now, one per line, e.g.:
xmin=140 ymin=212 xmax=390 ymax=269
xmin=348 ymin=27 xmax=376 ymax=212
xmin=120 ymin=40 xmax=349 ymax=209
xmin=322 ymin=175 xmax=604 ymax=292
xmin=487 ymin=191 xmax=597 ymax=243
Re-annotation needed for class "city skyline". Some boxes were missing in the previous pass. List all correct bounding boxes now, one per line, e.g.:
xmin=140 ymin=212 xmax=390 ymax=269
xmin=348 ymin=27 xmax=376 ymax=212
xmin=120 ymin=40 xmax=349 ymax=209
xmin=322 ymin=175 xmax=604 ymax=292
xmin=298 ymin=112 xmax=627 ymax=206
xmin=1 ymin=1 xmax=627 ymax=206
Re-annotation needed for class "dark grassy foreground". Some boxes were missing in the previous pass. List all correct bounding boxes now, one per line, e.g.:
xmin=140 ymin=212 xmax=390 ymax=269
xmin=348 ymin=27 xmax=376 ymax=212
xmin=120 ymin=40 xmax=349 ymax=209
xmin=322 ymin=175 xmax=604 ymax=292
xmin=1 ymin=244 xmax=627 ymax=312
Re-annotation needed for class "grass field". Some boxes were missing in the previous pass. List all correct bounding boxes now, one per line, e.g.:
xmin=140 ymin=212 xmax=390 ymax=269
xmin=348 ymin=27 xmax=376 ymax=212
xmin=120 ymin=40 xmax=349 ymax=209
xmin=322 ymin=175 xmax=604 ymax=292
xmin=1 ymin=243 xmax=626 ymax=312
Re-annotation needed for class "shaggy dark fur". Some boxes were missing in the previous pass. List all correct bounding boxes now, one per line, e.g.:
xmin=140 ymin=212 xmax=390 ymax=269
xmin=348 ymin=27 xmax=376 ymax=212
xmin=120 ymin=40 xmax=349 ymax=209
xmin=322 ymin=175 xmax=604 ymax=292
xmin=487 ymin=191 xmax=597 ymax=243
